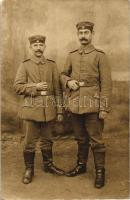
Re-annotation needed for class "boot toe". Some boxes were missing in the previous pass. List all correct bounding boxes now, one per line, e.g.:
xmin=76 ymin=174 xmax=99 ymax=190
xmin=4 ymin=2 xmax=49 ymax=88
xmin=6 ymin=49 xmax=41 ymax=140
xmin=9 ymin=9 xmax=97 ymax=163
xmin=66 ymin=172 xmax=75 ymax=177
xmin=44 ymin=164 xmax=65 ymax=175
xmin=56 ymin=169 xmax=65 ymax=176
xmin=66 ymin=165 xmax=86 ymax=177
xmin=22 ymin=169 xmax=33 ymax=184
xmin=23 ymin=176 xmax=32 ymax=184
xmin=66 ymin=170 xmax=78 ymax=177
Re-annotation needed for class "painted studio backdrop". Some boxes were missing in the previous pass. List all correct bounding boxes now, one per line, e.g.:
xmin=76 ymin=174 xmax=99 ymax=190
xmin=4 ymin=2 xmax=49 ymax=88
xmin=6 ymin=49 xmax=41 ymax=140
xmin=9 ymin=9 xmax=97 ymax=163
xmin=1 ymin=0 xmax=129 ymax=135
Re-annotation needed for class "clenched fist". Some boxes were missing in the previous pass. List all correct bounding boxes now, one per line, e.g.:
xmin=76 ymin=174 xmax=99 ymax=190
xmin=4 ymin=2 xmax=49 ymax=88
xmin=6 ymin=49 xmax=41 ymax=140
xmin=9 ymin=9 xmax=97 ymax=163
xmin=67 ymin=80 xmax=79 ymax=91
xmin=56 ymin=114 xmax=64 ymax=122
xmin=36 ymin=82 xmax=48 ymax=91
xmin=99 ymin=111 xmax=108 ymax=119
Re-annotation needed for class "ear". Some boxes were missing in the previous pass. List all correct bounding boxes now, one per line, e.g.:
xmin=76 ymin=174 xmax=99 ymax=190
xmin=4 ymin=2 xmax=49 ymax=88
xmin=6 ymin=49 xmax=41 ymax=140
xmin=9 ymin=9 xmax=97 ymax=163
xmin=92 ymin=30 xmax=95 ymax=35
xmin=43 ymin=44 xmax=46 ymax=50
xmin=77 ymin=30 xmax=79 ymax=37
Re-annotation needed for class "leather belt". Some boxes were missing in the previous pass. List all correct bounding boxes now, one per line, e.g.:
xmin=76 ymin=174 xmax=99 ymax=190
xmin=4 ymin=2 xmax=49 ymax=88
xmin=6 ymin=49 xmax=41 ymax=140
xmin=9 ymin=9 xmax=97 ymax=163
xmin=37 ymin=91 xmax=53 ymax=96
xmin=78 ymin=80 xmax=98 ymax=87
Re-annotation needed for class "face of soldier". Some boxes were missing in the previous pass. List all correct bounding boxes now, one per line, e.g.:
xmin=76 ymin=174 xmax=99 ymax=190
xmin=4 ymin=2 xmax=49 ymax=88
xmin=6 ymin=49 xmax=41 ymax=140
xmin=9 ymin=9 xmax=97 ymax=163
xmin=77 ymin=28 xmax=93 ymax=45
xmin=30 ymin=42 xmax=46 ymax=57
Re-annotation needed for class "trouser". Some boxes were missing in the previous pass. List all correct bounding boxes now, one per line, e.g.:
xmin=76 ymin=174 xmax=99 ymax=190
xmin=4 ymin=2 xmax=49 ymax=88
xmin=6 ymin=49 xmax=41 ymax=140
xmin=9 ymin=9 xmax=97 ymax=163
xmin=23 ymin=120 xmax=53 ymax=151
xmin=71 ymin=113 xmax=105 ymax=168
xmin=23 ymin=120 xmax=53 ymax=164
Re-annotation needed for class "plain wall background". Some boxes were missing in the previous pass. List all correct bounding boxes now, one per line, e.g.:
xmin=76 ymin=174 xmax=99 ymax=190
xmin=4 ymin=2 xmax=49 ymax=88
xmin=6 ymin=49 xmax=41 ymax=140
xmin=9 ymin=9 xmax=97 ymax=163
xmin=1 ymin=0 xmax=129 ymax=75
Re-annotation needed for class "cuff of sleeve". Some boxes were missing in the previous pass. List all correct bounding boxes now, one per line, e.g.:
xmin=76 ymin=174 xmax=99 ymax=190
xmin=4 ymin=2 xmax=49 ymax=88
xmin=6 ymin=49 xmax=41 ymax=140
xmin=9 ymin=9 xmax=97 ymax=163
xmin=31 ymin=86 xmax=37 ymax=97
xmin=25 ymin=86 xmax=37 ymax=96
xmin=26 ymin=83 xmax=37 ymax=88
xmin=64 ymin=77 xmax=72 ymax=89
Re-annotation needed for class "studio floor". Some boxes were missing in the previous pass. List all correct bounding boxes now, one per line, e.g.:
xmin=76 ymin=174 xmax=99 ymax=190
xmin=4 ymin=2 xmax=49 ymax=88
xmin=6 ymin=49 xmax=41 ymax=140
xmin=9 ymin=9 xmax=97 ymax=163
xmin=1 ymin=131 xmax=129 ymax=200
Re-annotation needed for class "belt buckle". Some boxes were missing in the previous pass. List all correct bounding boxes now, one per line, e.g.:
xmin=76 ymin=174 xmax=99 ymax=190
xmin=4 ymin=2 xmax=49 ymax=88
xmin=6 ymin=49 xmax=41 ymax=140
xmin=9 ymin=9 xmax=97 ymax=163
xmin=41 ymin=91 xmax=47 ymax=96
xmin=79 ymin=81 xmax=85 ymax=87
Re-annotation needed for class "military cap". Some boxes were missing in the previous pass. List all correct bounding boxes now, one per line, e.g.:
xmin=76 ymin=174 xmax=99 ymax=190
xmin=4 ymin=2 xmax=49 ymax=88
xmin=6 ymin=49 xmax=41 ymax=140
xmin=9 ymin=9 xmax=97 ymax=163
xmin=28 ymin=35 xmax=46 ymax=44
xmin=76 ymin=21 xmax=94 ymax=31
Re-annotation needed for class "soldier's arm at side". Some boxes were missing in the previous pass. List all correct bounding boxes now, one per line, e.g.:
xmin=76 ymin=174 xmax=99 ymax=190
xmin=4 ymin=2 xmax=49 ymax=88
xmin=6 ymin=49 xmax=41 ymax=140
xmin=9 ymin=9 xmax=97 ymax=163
xmin=60 ymin=54 xmax=72 ymax=90
xmin=52 ymin=63 xmax=63 ymax=115
xmin=98 ymin=53 xmax=112 ymax=113
xmin=13 ymin=63 xmax=37 ymax=96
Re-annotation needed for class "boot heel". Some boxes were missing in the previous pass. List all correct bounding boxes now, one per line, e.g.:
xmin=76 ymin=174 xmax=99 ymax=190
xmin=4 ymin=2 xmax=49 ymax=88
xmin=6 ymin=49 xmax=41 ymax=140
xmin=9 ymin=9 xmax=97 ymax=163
xmin=43 ymin=167 xmax=49 ymax=173
xmin=43 ymin=163 xmax=51 ymax=172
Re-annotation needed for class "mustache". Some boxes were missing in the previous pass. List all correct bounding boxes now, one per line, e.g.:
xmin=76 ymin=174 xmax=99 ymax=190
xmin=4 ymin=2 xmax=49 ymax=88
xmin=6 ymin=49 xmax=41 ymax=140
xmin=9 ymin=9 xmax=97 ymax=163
xmin=35 ymin=50 xmax=43 ymax=53
xmin=80 ymin=38 xmax=88 ymax=41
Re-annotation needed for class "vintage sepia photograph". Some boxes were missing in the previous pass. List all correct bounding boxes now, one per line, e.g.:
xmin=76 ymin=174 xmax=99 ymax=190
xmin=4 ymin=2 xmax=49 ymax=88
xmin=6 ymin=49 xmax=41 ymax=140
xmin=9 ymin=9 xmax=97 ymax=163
xmin=1 ymin=0 xmax=129 ymax=199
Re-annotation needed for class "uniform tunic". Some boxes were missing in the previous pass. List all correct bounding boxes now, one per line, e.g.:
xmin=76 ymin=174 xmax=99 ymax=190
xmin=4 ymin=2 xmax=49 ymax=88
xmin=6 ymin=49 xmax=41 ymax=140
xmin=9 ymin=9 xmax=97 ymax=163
xmin=14 ymin=56 xmax=62 ymax=122
xmin=60 ymin=44 xmax=112 ymax=114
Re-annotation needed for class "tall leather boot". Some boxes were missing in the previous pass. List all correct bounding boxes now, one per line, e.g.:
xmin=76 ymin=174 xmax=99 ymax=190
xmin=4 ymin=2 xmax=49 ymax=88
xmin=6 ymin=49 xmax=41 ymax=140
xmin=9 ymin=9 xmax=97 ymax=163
xmin=22 ymin=151 xmax=35 ymax=184
xmin=66 ymin=142 xmax=89 ymax=177
xmin=93 ymin=151 xmax=105 ymax=188
xmin=41 ymin=149 xmax=65 ymax=175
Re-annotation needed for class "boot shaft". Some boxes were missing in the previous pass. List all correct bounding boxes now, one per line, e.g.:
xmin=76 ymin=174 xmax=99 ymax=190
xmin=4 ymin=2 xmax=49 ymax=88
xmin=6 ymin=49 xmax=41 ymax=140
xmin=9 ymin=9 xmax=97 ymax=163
xmin=23 ymin=151 xmax=35 ymax=169
xmin=93 ymin=151 xmax=105 ymax=169
xmin=41 ymin=149 xmax=53 ymax=165
xmin=77 ymin=142 xmax=89 ymax=164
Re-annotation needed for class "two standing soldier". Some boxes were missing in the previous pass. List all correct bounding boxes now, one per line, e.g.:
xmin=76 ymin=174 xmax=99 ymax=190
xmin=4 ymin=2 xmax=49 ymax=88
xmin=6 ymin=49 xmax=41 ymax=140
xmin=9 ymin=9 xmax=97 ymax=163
xmin=14 ymin=21 xmax=112 ymax=188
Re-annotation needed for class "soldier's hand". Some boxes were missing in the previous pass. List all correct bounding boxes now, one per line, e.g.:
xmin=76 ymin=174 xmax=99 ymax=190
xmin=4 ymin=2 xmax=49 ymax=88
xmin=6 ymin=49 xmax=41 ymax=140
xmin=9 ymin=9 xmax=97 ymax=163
xmin=56 ymin=114 xmax=64 ymax=122
xmin=36 ymin=82 xmax=48 ymax=91
xmin=67 ymin=80 xmax=79 ymax=91
xmin=99 ymin=111 xmax=108 ymax=119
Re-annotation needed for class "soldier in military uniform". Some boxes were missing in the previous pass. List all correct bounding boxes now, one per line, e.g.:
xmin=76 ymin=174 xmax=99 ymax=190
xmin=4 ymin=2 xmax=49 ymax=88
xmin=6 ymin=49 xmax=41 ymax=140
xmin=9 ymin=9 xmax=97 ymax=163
xmin=14 ymin=35 xmax=64 ymax=184
xmin=60 ymin=22 xmax=112 ymax=188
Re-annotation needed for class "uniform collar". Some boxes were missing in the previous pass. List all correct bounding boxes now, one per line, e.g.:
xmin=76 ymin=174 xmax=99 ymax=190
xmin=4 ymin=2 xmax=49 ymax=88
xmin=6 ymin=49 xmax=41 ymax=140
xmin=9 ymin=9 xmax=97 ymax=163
xmin=30 ymin=55 xmax=46 ymax=64
xmin=78 ymin=44 xmax=95 ymax=54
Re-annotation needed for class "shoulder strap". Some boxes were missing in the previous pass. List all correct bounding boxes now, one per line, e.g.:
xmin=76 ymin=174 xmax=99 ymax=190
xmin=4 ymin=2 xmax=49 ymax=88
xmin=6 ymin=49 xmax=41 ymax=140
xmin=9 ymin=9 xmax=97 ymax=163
xmin=47 ymin=59 xmax=55 ymax=63
xmin=70 ymin=49 xmax=78 ymax=53
xmin=95 ymin=48 xmax=105 ymax=54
